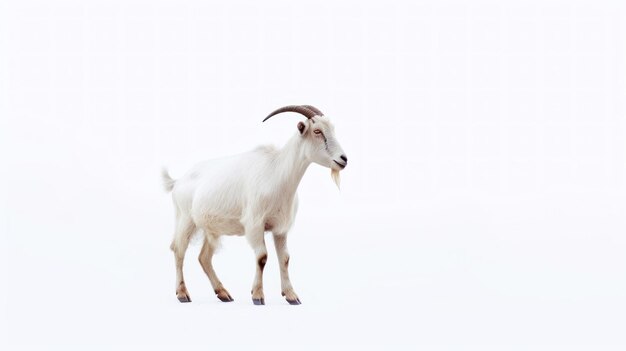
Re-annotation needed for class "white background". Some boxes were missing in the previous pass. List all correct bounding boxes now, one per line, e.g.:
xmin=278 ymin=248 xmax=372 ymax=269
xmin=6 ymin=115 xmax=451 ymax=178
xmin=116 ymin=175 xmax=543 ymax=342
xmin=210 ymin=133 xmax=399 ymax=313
xmin=1 ymin=0 xmax=625 ymax=349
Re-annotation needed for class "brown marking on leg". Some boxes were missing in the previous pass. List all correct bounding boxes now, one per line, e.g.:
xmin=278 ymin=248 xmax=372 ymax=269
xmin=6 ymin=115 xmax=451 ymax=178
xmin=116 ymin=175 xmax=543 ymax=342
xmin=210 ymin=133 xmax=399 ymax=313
xmin=258 ymin=254 xmax=267 ymax=270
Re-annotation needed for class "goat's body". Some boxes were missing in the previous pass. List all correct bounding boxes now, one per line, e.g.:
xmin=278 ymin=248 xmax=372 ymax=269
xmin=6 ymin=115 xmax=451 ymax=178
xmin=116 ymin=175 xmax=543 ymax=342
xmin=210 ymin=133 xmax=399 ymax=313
xmin=170 ymin=145 xmax=299 ymax=238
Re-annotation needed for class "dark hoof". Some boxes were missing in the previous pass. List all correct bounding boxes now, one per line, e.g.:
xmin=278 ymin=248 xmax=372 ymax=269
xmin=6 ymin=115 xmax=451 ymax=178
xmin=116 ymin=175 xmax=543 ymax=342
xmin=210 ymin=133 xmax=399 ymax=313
xmin=177 ymin=295 xmax=191 ymax=303
xmin=252 ymin=298 xmax=265 ymax=305
xmin=218 ymin=295 xmax=234 ymax=302
xmin=286 ymin=298 xmax=301 ymax=305
xmin=215 ymin=289 xmax=234 ymax=302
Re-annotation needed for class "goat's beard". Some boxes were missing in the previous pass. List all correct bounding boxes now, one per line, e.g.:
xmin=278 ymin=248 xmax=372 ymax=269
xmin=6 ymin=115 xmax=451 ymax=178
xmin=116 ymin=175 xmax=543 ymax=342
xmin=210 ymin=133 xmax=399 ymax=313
xmin=331 ymin=169 xmax=341 ymax=190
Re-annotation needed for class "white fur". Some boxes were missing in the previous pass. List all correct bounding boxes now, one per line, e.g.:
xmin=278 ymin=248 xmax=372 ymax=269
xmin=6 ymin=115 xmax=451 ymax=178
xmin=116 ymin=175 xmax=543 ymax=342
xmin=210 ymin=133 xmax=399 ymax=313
xmin=163 ymin=115 xmax=346 ymax=304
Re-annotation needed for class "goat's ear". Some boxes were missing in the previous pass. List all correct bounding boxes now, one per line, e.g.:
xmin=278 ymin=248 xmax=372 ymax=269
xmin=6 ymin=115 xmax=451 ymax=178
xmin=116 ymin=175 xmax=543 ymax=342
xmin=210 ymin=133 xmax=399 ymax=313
xmin=297 ymin=121 xmax=308 ymax=135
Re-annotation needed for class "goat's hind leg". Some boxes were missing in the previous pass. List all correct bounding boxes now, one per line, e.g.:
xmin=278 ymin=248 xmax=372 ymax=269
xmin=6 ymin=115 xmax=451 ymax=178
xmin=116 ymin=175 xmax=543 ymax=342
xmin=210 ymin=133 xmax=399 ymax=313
xmin=170 ymin=216 xmax=195 ymax=303
xmin=199 ymin=234 xmax=233 ymax=302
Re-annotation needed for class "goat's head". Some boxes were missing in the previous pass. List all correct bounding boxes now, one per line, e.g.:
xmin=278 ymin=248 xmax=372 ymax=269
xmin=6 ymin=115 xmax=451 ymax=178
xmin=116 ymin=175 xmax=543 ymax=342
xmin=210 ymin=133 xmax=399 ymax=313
xmin=263 ymin=105 xmax=348 ymax=188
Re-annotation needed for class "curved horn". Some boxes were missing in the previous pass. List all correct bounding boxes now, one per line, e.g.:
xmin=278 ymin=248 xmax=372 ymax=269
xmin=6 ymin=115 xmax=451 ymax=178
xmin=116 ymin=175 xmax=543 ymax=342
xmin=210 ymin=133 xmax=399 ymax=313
xmin=300 ymin=105 xmax=324 ymax=116
xmin=262 ymin=105 xmax=318 ymax=122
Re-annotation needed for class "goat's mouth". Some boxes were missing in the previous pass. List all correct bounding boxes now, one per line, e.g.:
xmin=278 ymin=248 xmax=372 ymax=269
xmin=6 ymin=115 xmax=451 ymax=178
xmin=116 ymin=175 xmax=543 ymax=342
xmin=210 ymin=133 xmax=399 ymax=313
xmin=333 ymin=160 xmax=346 ymax=169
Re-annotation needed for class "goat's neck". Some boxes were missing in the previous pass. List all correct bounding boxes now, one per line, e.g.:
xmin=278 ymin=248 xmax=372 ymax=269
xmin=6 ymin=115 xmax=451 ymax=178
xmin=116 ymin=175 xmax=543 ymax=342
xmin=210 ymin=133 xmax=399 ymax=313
xmin=272 ymin=134 xmax=310 ymax=196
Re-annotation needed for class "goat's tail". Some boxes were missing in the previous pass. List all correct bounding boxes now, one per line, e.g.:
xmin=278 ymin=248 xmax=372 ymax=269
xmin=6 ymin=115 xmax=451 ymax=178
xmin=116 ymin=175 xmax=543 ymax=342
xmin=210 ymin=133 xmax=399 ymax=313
xmin=161 ymin=168 xmax=176 ymax=192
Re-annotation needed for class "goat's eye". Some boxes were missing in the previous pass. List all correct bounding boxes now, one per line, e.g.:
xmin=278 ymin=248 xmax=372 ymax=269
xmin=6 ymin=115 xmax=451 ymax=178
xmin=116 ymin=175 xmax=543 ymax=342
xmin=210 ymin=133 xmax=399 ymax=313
xmin=313 ymin=130 xmax=322 ymax=134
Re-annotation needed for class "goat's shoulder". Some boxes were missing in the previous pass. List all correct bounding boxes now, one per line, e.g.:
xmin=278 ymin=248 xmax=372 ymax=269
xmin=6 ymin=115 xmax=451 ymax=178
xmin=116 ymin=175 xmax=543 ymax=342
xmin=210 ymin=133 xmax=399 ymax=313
xmin=252 ymin=144 xmax=279 ymax=159
xmin=237 ymin=144 xmax=279 ymax=171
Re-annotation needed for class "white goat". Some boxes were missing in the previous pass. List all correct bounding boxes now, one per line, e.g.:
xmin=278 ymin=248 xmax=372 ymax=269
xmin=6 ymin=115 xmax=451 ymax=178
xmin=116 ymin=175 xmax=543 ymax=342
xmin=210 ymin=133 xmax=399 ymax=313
xmin=162 ymin=105 xmax=347 ymax=305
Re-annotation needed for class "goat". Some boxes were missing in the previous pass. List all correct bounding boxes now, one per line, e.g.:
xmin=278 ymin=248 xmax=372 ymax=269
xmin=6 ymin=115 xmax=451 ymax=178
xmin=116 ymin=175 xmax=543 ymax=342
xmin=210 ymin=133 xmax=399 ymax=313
xmin=162 ymin=105 xmax=347 ymax=305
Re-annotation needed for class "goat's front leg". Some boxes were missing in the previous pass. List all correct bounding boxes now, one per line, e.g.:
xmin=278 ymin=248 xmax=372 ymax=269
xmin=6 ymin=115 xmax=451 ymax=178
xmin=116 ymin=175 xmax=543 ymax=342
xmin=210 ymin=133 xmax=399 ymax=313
xmin=245 ymin=225 xmax=267 ymax=305
xmin=273 ymin=232 xmax=301 ymax=305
